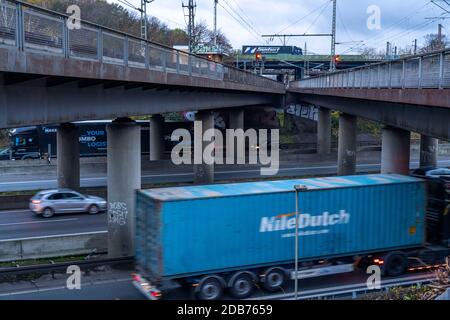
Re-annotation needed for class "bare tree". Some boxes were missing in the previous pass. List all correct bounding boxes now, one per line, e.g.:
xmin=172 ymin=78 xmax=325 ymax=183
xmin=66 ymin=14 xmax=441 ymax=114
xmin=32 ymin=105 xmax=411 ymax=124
xmin=421 ymin=33 xmax=449 ymax=53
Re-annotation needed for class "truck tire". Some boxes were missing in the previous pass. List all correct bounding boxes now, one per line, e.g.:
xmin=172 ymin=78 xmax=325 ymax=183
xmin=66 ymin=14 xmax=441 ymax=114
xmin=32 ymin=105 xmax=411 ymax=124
xmin=197 ymin=276 xmax=224 ymax=300
xmin=228 ymin=272 xmax=255 ymax=299
xmin=262 ymin=267 xmax=287 ymax=292
xmin=383 ymin=252 xmax=408 ymax=277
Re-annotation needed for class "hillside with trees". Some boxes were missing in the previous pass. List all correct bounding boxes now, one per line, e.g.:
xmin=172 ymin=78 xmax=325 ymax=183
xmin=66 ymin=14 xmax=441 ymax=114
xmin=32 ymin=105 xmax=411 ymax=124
xmin=23 ymin=0 xmax=232 ymax=51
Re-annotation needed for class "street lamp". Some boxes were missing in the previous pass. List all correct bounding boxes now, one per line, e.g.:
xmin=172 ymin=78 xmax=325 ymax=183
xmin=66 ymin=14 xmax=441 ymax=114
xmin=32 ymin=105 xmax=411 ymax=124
xmin=294 ymin=184 xmax=308 ymax=300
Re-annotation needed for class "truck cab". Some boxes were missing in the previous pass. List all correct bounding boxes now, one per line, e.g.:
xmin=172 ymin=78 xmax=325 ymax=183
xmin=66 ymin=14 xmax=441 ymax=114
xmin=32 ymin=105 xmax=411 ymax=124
xmin=411 ymin=167 xmax=450 ymax=247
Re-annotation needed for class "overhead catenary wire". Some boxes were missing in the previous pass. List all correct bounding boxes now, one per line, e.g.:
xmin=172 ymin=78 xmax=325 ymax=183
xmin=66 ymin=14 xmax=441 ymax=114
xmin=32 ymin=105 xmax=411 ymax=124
xmin=302 ymin=1 xmax=331 ymax=36
xmin=341 ymin=1 xmax=432 ymax=52
xmin=341 ymin=0 xmax=434 ymax=53
xmin=221 ymin=0 xmax=268 ymax=43
xmin=228 ymin=0 xmax=263 ymax=36
xmin=217 ymin=1 xmax=265 ymax=44
xmin=341 ymin=17 xmax=440 ymax=54
xmin=275 ymin=0 xmax=331 ymax=35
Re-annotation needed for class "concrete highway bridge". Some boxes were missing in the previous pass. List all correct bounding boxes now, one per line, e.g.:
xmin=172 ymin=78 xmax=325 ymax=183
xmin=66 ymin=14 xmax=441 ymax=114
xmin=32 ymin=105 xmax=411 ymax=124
xmin=1 ymin=0 xmax=449 ymax=257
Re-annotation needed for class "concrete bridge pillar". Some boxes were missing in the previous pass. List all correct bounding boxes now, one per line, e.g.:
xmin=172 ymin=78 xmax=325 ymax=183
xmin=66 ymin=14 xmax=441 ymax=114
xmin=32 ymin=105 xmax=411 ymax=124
xmin=317 ymin=107 xmax=332 ymax=155
xmin=229 ymin=108 xmax=245 ymax=163
xmin=420 ymin=135 xmax=438 ymax=168
xmin=381 ymin=126 xmax=411 ymax=175
xmin=229 ymin=108 xmax=244 ymax=130
xmin=194 ymin=110 xmax=215 ymax=184
xmin=57 ymin=123 xmax=80 ymax=190
xmin=107 ymin=118 xmax=141 ymax=258
xmin=337 ymin=113 xmax=357 ymax=176
xmin=149 ymin=114 xmax=164 ymax=161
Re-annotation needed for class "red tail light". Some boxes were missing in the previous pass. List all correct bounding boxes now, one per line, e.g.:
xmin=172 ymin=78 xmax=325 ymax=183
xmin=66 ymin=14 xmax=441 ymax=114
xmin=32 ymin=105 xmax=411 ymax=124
xmin=31 ymin=200 xmax=41 ymax=204
xmin=151 ymin=291 xmax=161 ymax=298
xmin=132 ymin=273 xmax=141 ymax=282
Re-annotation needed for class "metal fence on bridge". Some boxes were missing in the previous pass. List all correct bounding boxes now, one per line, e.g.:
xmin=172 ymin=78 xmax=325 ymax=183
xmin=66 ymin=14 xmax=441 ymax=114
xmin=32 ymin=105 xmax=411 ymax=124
xmin=0 ymin=0 xmax=282 ymax=90
xmin=295 ymin=48 xmax=450 ymax=89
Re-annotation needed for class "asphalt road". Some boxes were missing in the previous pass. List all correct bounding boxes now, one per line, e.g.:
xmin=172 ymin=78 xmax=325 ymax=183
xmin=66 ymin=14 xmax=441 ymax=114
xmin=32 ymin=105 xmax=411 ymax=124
xmin=1 ymin=159 xmax=450 ymax=192
xmin=0 ymin=209 xmax=106 ymax=240
xmin=0 ymin=268 xmax=434 ymax=300
xmin=1 ymin=159 xmax=450 ymax=240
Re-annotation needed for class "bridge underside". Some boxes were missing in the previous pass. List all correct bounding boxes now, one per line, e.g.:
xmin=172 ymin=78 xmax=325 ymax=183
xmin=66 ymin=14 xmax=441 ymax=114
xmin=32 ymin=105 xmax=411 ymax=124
xmin=289 ymin=91 xmax=450 ymax=141
xmin=0 ymin=74 xmax=278 ymax=128
xmin=0 ymin=47 xmax=283 ymax=129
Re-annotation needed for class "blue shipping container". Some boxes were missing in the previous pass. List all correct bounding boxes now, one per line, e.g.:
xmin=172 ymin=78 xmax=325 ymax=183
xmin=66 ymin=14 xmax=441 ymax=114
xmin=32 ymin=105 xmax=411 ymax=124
xmin=135 ymin=174 xmax=426 ymax=281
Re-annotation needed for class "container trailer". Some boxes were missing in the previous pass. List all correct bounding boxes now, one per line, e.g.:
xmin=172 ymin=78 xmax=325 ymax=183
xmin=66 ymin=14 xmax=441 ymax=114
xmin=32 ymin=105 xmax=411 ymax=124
xmin=133 ymin=174 xmax=450 ymax=300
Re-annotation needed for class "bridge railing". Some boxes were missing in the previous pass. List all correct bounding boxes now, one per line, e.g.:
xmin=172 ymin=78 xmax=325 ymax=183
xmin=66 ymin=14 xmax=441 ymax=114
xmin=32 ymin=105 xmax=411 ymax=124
xmin=0 ymin=0 xmax=283 ymax=91
xmin=295 ymin=48 xmax=450 ymax=89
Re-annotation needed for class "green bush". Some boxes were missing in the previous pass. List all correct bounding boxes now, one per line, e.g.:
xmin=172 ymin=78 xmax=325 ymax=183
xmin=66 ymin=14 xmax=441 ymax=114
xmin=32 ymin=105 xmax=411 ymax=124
xmin=331 ymin=112 xmax=382 ymax=139
xmin=0 ymin=129 xmax=9 ymax=147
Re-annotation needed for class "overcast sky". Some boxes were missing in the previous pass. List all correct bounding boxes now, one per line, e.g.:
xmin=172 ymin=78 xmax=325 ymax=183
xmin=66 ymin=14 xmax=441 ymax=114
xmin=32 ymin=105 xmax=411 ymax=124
xmin=109 ymin=0 xmax=449 ymax=54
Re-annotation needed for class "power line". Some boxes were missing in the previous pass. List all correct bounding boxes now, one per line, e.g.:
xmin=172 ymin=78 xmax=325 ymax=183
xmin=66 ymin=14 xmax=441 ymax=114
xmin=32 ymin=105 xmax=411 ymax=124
xmin=228 ymin=0 xmax=263 ymax=36
xmin=304 ymin=0 xmax=331 ymax=35
xmin=275 ymin=0 xmax=330 ymax=35
xmin=217 ymin=1 xmax=263 ymax=43
xmin=341 ymin=0 xmax=433 ymax=53
xmin=337 ymin=5 xmax=354 ymax=43
xmin=221 ymin=0 xmax=267 ymax=43
xmin=341 ymin=16 xmax=439 ymax=54
xmin=116 ymin=0 xmax=139 ymax=11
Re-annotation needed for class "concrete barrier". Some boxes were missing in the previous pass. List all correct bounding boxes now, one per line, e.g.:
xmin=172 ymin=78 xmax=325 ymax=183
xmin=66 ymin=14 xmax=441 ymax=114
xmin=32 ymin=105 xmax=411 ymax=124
xmin=0 ymin=231 xmax=107 ymax=262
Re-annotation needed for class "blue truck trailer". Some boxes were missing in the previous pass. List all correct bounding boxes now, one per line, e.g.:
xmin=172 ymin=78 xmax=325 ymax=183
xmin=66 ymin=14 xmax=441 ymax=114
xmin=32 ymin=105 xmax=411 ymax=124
xmin=133 ymin=174 xmax=450 ymax=300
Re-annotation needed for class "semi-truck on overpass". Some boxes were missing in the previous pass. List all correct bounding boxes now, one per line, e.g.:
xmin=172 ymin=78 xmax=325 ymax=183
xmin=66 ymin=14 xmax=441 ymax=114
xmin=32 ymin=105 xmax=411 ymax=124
xmin=132 ymin=174 xmax=450 ymax=300
xmin=3 ymin=120 xmax=193 ymax=160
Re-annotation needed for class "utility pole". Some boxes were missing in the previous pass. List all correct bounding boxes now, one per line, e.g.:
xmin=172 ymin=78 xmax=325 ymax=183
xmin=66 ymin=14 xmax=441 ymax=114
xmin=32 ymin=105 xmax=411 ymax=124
xmin=304 ymin=42 xmax=309 ymax=77
xmin=413 ymin=39 xmax=417 ymax=55
xmin=214 ymin=0 xmax=218 ymax=46
xmin=183 ymin=0 xmax=196 ymax=53
xmin=140 ymin=0 xmax=155 ymax=40
xmin=330 ymin=0 xmax=337 ymax=71
xmin=438 ymin=23 xmax=443 ymax=47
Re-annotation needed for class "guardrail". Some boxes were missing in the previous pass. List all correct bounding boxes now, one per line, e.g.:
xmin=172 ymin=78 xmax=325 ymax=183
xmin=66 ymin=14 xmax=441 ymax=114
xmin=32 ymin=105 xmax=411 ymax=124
xmin=0 ymin=0 xmax=282 ymax=91
xmin=0 ymin=255 xmax=133 ymax=276
xmin=248 ymin=273 xmax=435 ymax=300
xmin=0 ymin=231 xmax=107 ymax=262
xmin=295 ymin=48 xmax=450 ymax=89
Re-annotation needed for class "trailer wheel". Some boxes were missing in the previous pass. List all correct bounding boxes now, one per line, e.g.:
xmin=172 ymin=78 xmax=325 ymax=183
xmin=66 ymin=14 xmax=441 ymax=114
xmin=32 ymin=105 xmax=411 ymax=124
xmin=197 ymin=276 xmax=224 ymax=300
xmin=383 ymin=252 xmax=408 ymax=277
xmin=262 ymin=267 xmax=287 ymax=292
xmin=228 ymin=272 xmax=255 ymax=299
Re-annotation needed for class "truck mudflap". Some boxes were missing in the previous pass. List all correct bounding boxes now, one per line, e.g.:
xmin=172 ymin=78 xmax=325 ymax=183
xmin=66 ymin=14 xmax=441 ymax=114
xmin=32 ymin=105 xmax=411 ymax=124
xmin=290 ymin=263 xmax=354 ymax=280
xmin=132 ymin=273 xmax=162 ymax=300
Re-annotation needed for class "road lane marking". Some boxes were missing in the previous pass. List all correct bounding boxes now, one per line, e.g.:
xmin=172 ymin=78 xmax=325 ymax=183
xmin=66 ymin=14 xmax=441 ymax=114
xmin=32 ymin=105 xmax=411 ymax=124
xmin=0 ymin=209 xmax=31 ymax=214
xmin=0 ymin=278 xmax=131 ymax=298
xmin=0 ymin=164 xmax=379 ymax=185
xmin=0 ymin=230 xmax=107 ymax=242
xmin=0 ymin=160 xmax=448 ymax=186
xmin=0 ymin=218 xmax=78 ymax=227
